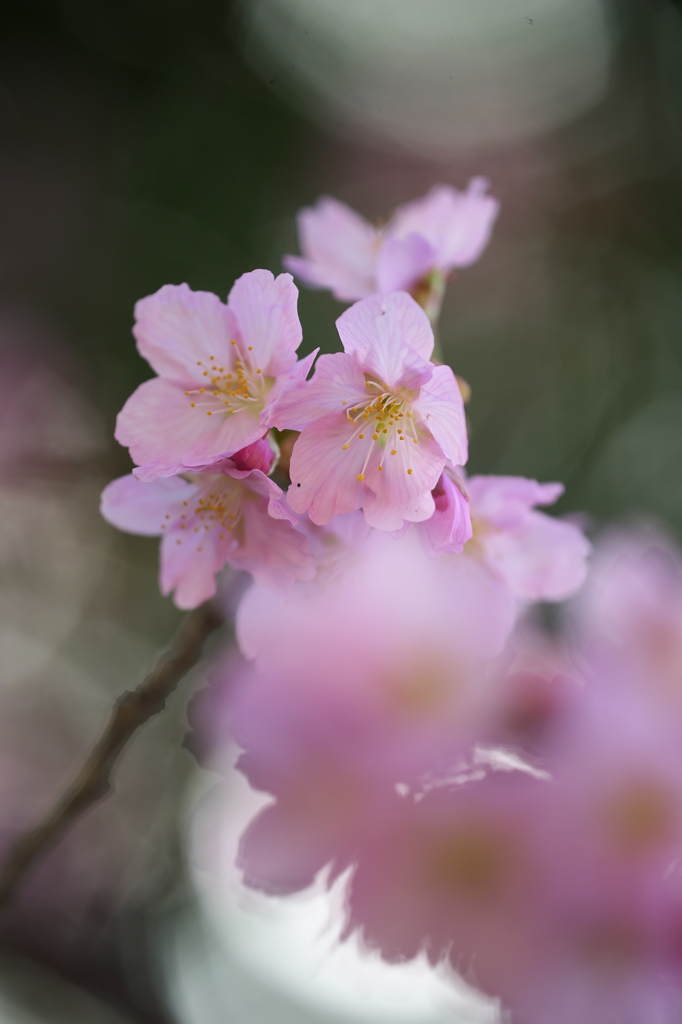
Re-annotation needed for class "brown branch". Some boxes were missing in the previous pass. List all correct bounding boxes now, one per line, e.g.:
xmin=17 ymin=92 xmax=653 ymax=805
xmin=0 ymin=602 xmax=223 ymax=909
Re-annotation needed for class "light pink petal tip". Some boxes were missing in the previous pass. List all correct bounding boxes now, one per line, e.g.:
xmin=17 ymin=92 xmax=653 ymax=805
xmin=390 ymin=178 xmax=500 ymax=272
xmin=284 ymin=196 xmax=379 ymax=302
xmin=132 ymin=284 xmax=236 ymax=383
xmin=413 ymin=364 xmax=468 ymax=468
xmin=336 ymin=292 xmax=434 ymax=389
xmin=100 ymin=474 xmax=193 ymax=537
xmin=227 ymin=269 xmax=302 ymax=378
xmin=485 ymin=513 xmax=591 ymax=602
xmin=468 ymin=476 xmax=564 ymax=528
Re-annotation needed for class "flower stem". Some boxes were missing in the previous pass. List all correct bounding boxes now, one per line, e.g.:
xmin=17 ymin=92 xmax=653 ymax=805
xmin=0 ymin=601 xmax=223 ymax=909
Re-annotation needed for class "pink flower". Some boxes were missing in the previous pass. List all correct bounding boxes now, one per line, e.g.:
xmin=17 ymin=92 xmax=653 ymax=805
xmin=272 ymin=292 xmax=468 ymax=531
xmin=572 ymin=528 xmax=682 ymax=705
xmin=283 ymin=178 xmax=499 ymax=306
xmin=115 ymin=270 xmax=307 ymax=482
xmin=512 ymin=672 xmax=682 ymax=1024
xmin=222 ymin=529 xmax=517 ymax=895
xmin=343 ymin=665 xmax=682 ymax=1023
xmin=100 ymin=456 xmax=315 ymax=609
xmin=465 ymin=475 xmax=590 ymax=602
xmin=344 ymin=771 xmax=550 ymax=992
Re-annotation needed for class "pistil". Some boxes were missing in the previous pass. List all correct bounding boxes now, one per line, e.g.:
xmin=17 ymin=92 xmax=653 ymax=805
xmin=341 ymin=378 xmax=416 ymax=479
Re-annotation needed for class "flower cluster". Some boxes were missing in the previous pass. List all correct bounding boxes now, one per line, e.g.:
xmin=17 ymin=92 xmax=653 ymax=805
xmin=191 ymin=527 xmax=682 ymax=1024
xmin=102 ymin=182 xmax=585 ymax=613
xmin=100 ymin=181 xmax=644 ymax=1022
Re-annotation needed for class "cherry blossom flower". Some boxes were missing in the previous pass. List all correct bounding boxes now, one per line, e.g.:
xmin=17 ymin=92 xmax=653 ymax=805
xmin=100 ymin=453 xmax=315 ymax=609
xmin=272 ymin=292 xmax=468 ymax=531
xmin=510 ymin=668 xmax=682 ymax=1024
xmin=283 ymin=178 xmax=499 ymax=312
xmin=340 ymin=658 xmax=682 ymax=1024
xmin=115 ymin=270 xmax=307 ymax=482
xmin=344 ymin=771 xmax=550 ymax=989
xmin=463 ymin=475 xmax=590 ymax=602
xmin=209 ymin=528 xmax=516 ymax=894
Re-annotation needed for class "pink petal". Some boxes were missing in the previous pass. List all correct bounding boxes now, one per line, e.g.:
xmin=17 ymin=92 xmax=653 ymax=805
xmin=235 ymin=468 xmax=300 ymax=527
xmin=227 ymin=270 xmax=302 ymax=378
xmin=422 ymin=471 xmax=473 ymax=554
xmin=376 ymin=233 xmax=436 ymax=294
xmin=390 ymin=178 xmax=500 ymax=272
xmin=231 ymin=495 xmax=316 ymax=590
xmin=269 ymin=352 xmax=367 ymax=431
xmin=288 ymin=411 xmax=444 ymax=531
xmin=116 ymin=377 xmax=265 ymax=481
xmin=437 ymin=178 xmax=500 ymax=270
xmin=263 ymin=348 xmax=318 ymax=429
xmin=160 ymin=528 xmax=226 ymax=609
xmin=336 ymin=293 xmax=434 ymax=390
xmin=390 ymin=185 xmax=457 ymax=246
xmin=133 ymin=284 xmax=237 ymax=384
xmin=483 ymin=512 xmax=591 ymax=601
xmin=238 ymin=802 xmax=334 ymax=895
xmin=361 ymin=432 xmax=443 ymax=531
xmin=116 ymin=378 xmax=213 ymax=479
xmin=283 ymin=197 xmax=379 ymax=301
xmin=100 ymin=474 xmax=194 ymax=536
xmin=412 ymin=364 xmax=468 ymax=467
xmin=287 ymin=413 xmax=370 ymax=524
xmin=468 ymin=476 xmax=564 ymax=529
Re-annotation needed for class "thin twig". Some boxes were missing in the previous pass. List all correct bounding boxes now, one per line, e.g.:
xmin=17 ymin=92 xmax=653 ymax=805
xmin=0 ymin=602 xmax=223 ymax=909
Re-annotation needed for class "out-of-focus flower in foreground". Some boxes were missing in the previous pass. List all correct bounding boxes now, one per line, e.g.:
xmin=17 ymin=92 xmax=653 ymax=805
xmin=202 ymin=528 xmax=518 ymax=896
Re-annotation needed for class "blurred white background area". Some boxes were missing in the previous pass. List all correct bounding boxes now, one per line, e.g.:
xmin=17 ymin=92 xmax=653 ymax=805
xmin=237 ymin=0 xmax=615 ymax=155
xmin=162 ymin=764 xmax=497 ymax=1024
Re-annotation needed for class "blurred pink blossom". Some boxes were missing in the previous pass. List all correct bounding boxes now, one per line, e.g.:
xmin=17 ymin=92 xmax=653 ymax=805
xmin=209 ymin=529 xmax=517 ymax=894
xmin=284 ymin=179 xmax=499 ymax=309
xmin=339 ymin=661 xmax=682 ymax=1024
xmin=572 ymin=528 xmax=682 ymax=705
xmin=344 ymin=771 xmax=550 ymax=993
xmin=464 ymin=475 xmax=591 ymax=602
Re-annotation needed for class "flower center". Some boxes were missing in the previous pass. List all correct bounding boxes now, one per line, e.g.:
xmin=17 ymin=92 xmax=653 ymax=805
xmin=341 ymin=378 xmax=420 ymax=481
xmin=184 ymin=342 xmax=269 ymax=419
xmin=160 ymin=475 xmax=243 ymax=550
